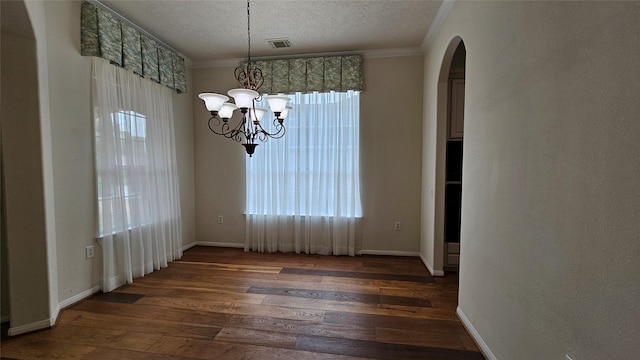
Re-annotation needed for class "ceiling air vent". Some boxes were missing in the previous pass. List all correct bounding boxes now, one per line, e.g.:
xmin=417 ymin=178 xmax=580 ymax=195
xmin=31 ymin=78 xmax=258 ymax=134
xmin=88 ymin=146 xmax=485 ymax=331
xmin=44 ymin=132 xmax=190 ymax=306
xmin=267 ymin=38 xmax=292 ymax=49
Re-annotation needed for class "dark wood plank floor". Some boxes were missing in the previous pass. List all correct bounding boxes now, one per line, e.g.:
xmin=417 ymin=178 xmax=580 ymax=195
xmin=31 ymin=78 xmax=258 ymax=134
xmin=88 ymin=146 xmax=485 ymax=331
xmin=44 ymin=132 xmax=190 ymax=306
xmin=0 ymin=246 xmax=484 ymax=359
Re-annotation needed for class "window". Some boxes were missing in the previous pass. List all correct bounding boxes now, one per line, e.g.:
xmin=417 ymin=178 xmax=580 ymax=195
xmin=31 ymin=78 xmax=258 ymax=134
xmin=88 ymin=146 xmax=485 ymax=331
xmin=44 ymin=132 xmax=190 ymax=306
xmin=246 ymin=90 xmax=362 ymax=218
xmin=92 ymin=56 xmax=182 ymax=292
xmin=95 ymin=110 xmax=149 ymax=235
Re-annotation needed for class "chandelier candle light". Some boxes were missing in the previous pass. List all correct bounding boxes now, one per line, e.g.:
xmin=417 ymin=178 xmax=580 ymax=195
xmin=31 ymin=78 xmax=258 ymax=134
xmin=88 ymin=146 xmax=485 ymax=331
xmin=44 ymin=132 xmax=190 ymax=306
xmin=198 ymin=0 xmax=291 ymax=156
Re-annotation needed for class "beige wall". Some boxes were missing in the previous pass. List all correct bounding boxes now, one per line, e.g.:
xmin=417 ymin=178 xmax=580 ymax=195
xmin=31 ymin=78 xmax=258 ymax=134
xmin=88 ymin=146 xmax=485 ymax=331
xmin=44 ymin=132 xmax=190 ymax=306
xmin=44 ymin=0 xmax=98 ymax=303
xmin=173 ymin=69 xmax=197 ymax=249
xmin=192 ymin=65 xmax=247 ymax=246
xmin=25 ymin=0 xmax=61 ymax=327
xmin=12 ymin=2 xmax=638 ymax=356
xmin=192 ymin=55 xmax=424 ymax=253
xmin=422 ymin=1 xmax=640 ymax=359
xmin=360 ymin=56 xmax=423 ymax=253
xmin=1 ymin=4 xmax=52 ymax=330
xmin=2 ymin=0 xmax=196 ymax=332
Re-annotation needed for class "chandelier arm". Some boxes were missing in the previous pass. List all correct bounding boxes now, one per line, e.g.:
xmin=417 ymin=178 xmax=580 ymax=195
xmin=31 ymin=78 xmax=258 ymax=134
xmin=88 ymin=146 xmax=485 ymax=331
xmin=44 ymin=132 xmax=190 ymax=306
xmin=207 ymin=116 xmax=222 ymax=128
xmin=208 ymin=115 xmax=249 ymax=143
xmin=269 ymin=117 xmax=286 ymax=137
xmin=247 ymin=116 xmax=266 ymax=142
xmin=228 ymin=129 xmax=245 ymax=143
xmin=265 ymin=124 xmax=286 ymax=139
xmin=253 ymin=119 xmax=286 ymax=141
xmin=228 ymin=115 xmax=250 ymax=142
xmin=234 ymin=67 xmax=247 ymax=89
xmin=251 ymin=67 xmax=264 ymax=91
xmin=207 ymin=116 xmax=232 ymax=136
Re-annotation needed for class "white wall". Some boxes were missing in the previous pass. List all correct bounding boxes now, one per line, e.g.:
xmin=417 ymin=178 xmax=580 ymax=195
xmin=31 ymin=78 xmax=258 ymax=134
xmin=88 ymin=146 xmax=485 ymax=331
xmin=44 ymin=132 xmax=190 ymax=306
xmin=192 ymin=55 xmax=424 ymax=254
xmin=422 ymin=1 xmax=640 ymax=359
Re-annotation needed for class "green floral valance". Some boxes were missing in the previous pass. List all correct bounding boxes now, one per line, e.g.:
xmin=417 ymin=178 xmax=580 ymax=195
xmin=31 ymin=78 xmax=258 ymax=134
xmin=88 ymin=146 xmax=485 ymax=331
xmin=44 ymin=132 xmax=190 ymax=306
xmin=245 ymin=55 xmax=363 ymax=94
xmin=80 ymin=2 xmax=186 ymax=93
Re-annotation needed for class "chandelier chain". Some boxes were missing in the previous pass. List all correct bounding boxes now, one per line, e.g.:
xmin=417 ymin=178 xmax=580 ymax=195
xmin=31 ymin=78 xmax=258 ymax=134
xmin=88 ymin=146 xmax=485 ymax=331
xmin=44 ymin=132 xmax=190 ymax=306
xmin=197 ymin=0 xmax=290 ymax=157
xmin=247 ymin=0 xmax=251 ymax=65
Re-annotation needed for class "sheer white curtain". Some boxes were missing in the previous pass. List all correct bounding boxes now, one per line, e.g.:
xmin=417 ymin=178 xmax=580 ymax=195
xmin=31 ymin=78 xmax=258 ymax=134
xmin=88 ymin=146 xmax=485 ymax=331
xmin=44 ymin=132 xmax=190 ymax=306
xmin=246 ymin=91 xmax=361 ymax=256
xmin=92 ymin=57 xmax=182 ymax=292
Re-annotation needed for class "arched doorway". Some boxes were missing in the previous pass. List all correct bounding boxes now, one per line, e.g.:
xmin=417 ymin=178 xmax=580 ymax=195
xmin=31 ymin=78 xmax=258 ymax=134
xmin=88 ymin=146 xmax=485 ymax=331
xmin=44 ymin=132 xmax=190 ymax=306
xmin=1 ymin=0 xmax=53 ymax=335
xmin=443 ymin=42 xmax=466 ymax=270
xmin=433 ymin=37 xmax=466 ymax=275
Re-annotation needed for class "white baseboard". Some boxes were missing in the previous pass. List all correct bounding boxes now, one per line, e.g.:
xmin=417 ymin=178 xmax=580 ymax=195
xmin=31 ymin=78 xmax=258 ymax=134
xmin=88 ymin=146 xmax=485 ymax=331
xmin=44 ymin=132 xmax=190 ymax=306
xmin=50 ymin=305 xmax=60 ymax=327
xmin=357 ymin=249 xmax=420 ymax=257
xmin=192 ymin=244 xmax=422 ymax=258
xmin=182 ymin=242 xmax=197 ymax=251
xmin=456 ymin=307 xmax=497 ymax=360
xmin=8 ymin=318 xmax=52 ymax=336
xmin=420 ymin=253 xmax=444 ymax=276
xmin=195 ymin=241 xmax=245 ymax=248
xmin=58 ymin=285 xmax=101 ymax=310
xmin=7 ymin=285 xmax=101 ymax=336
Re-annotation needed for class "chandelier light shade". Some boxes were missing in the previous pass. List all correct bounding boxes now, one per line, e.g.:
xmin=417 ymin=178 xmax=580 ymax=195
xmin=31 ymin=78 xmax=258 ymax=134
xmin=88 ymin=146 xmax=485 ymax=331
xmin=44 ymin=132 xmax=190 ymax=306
xmin=280 ymin=106 xmax=292 ymax=120
xmin=227 ymin=89 xmax=260 ymax=110
xmin=198 ymin=93 xmax=228 ymax=112
xmin=249 ymin=108 xmax=268 ymax=122
xmin=264 ymin=95 xmax=290 ymax=115
xmin=197 ymin=0 xmax=291 ymax=157
xmin=218 ymin=103 xmax=237 ymax=119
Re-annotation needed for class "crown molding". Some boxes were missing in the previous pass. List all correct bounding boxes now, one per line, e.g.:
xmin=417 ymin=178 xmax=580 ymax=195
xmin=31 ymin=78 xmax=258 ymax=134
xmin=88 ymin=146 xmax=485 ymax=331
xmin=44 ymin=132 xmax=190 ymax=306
xmin=191 ymin=47 xmax=424 ymax=69
xmin=363 ymin=47 xmax=424 ymax=59
xmin=421 ymin=0 xmax=456 ymax=50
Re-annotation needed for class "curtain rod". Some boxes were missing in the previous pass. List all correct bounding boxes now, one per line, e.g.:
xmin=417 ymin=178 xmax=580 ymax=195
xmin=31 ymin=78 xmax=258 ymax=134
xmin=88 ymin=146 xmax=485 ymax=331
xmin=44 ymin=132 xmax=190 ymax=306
xmin=87 ymin=0 xmax=183 ymax=57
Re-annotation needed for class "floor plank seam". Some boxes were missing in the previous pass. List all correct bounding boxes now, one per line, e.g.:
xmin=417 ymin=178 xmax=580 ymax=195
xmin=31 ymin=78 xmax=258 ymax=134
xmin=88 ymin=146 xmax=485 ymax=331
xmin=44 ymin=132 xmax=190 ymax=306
xmin=1 ymin=246 xmax=484 ymax=360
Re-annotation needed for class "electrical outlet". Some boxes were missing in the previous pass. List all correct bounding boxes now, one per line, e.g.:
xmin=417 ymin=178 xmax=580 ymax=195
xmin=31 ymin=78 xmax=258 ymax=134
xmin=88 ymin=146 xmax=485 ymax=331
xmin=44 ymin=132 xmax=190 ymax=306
xmin=217 ymin=215 xmax=224 ymax=224
xmin=85 ymin=245 xmax=94 ymax=259
xmin=394 ymin=221 xmax=401 ymax=231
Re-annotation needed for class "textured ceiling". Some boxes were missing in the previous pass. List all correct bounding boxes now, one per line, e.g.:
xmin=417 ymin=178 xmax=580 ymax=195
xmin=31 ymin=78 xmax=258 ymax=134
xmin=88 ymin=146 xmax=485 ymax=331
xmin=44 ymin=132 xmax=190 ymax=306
xmin=100 ymin=0 xmax=443 ymax=64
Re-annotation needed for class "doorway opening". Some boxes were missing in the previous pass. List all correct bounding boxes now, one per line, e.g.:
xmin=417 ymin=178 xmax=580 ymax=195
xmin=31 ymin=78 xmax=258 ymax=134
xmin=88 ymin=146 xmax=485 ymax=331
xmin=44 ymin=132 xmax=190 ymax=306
xmin=443 ymin=41 xmax=466 ymax=271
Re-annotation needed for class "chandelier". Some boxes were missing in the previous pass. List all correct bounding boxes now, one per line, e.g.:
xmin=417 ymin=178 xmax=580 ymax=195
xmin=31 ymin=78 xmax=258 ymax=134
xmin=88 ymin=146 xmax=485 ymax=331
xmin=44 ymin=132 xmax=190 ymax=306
xmin=198 ymin=0 xmax=291 ymax=157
